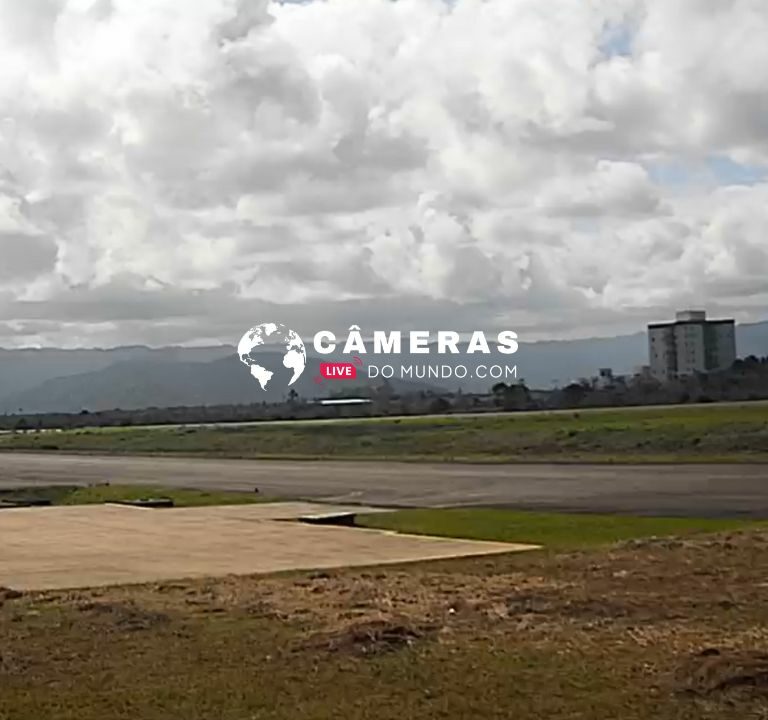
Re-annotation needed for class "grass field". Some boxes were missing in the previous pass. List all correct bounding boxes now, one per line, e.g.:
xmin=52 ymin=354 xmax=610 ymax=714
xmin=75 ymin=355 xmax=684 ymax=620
xmin=0 ymin=484 xmax=268 ymax=507
xmin=1 ymin=402 xmax=768 ymax=462
xmin=3 ymin=497 xmax=768 ymax=718
xmin=3 ymin=523 xmax=768 ymax=720
xmin=355 ymin=508 xmax=768 ymax=549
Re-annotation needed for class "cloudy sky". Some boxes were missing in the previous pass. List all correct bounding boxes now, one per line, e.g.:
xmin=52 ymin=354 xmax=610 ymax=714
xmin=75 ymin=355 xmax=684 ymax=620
xmin=1 ymin=0 xmax=767 ymax=348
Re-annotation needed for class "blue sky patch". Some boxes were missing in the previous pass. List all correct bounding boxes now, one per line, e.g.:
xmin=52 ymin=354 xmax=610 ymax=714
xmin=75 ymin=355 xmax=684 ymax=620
xmin=599 ymin=23 xmax=633 ymax=58
xmin=706 ymin=155 xmax=767 ymax=186
xmin=645 ymin=156 xmax=766 ymax=188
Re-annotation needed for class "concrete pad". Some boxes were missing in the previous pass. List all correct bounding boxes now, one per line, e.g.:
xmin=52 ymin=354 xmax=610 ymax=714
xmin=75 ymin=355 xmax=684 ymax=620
xmin=0 ymin=503 xmax=537 ymax=591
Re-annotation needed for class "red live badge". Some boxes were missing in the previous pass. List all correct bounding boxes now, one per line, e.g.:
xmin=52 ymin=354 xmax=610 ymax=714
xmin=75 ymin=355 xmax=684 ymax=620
xmin=314 ymin=356 xmax=364 ymax=384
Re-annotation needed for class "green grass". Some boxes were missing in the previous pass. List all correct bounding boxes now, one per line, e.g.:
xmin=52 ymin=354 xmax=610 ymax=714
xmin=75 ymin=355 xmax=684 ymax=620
xmin=2 ymin=402 xmax=768 ymax=462
xmin=0 ymin=484 xmax=269 ymax=507
xmin=356 ymin=508 xmax=768 ymax=549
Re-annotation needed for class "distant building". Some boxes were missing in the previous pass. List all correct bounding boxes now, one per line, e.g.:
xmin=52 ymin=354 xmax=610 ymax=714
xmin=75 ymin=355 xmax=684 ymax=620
xmin=648 ymin=310 xmax=736 ymax=381
xmin=634 ymin=365 xmax=654 ymax=381
xmin=596 ymin=368 xmax=614 ymax=389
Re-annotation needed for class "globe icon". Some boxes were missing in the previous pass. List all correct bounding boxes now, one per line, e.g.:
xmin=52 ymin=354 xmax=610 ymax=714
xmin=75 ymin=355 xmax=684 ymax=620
xmin=237 ymin=323 xmax=307 ymax=391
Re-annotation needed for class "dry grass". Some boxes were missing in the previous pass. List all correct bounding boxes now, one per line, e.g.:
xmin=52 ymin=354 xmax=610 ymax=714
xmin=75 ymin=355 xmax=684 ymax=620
xmin=3 ymin=528 xmax=768 ymax=719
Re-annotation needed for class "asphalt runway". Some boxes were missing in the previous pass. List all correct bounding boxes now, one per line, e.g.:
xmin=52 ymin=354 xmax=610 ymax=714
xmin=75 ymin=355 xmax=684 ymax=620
xmin=2 ymin=452 xmax=768 ymax=517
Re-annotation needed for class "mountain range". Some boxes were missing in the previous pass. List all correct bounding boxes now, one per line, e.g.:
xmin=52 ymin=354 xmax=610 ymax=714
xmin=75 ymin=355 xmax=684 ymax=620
xmin=1 ymin=321 xmax=766 ymax=414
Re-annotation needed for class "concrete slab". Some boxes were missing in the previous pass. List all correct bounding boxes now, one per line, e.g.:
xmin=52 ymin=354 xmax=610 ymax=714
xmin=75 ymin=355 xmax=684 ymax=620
xmin=0 ymin=503 xmax=536 ymax=591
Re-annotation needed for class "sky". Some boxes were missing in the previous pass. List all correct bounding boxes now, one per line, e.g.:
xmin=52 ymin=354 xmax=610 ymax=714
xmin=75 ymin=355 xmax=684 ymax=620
xmin=1 ymin=0 xmax=767 ymax=348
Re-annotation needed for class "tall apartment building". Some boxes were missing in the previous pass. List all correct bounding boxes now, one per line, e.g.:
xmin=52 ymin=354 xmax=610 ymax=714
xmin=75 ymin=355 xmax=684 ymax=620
xmin=648 ymin=310 xmax=736 ymax=382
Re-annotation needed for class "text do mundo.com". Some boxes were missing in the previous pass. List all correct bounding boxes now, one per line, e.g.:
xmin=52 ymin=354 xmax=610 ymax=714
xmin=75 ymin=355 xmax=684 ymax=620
xmin=368 ymin=364 xmax=518 ymax=381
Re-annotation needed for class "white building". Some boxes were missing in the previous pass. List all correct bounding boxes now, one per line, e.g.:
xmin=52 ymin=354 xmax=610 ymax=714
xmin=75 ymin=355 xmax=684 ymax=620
xmin=648 ymin=310 xmax=736 ymax=382
xmin=596 ymin=368 xmax=615 ymax=389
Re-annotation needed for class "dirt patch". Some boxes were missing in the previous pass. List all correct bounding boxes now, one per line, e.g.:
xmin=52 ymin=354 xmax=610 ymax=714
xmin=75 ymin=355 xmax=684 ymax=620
xmin=303 ymin=618 xmax=438 ymax=656
xmin=676 ymin=648 xmax=768 ymax=697
xmin=0 ymin=587 xmax=23 ymax=602
xmin=0 ymin=649 xmax=30 ymax=675
xmin=75 ymin=601 xmax=170 ymax=632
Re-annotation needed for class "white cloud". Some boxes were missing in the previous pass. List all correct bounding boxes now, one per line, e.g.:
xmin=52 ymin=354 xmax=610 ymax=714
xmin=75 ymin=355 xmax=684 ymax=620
xmin=0 ymin=0 xmax=767 ymax=348
xmin=535 ymin=160 xmax=662 ymax=217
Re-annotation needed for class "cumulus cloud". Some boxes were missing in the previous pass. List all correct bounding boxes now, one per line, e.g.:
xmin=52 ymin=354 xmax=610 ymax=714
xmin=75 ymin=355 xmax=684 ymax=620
xmin=0 ymin=0 xmax=767 ymax=347
xmin=0 ymin=175 xmax=60 ymax=283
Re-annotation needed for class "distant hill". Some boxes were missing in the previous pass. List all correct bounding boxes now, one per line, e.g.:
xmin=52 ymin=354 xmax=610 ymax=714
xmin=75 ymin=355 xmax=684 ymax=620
xmin=1 ymin=321 xmax=765 ymax=414
xmin=0 ymin=346 xmax=231 ymax=405
xmin=0 ymin=352 xmax=439 ymax=414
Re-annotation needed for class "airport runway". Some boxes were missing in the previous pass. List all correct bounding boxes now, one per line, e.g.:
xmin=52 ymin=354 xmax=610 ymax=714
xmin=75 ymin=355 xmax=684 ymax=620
xmin=2 ymin=452 xmax=768 ymax=517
